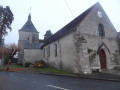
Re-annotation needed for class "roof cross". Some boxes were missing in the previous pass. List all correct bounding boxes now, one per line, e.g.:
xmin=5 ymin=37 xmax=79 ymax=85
xmin=29 ymin=6 xmax=32 ymax=14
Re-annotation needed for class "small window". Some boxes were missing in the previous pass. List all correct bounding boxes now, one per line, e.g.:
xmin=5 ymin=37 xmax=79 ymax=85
xmin=54 ymin=43 xmax=57 ymax=57
xmin=98 ymin=24 xmax=105 ymax=37
xmin=48 ymin=46 xmax=50 ymax=57
xmin=32 ymin=34 xmax=35 ymax=42
xmin=43 ymin=48 xmax=45 ymax=57
xmin=28 ymin=37 xmax=29 ymax=40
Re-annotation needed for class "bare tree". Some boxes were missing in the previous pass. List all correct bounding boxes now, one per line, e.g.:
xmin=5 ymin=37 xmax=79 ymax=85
xmin=4 ymin=43 xmax=20 ymax=59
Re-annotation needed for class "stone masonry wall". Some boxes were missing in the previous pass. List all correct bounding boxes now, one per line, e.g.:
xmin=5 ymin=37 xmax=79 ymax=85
xmin=76 ymin=3 xmax=118 ymax=70
xmin=24 ymin=49 xmax=43 ymax=63
xmin=42 ymin=3 xmax=119 ymax=73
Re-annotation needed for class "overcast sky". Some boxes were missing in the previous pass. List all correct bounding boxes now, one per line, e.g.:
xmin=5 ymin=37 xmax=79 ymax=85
xmin=0 ymin=0 xmax=120 ymax=44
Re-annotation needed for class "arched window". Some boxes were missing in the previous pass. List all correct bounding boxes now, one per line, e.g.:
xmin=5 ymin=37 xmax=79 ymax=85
xmin=55 ymin=43 xmax=57 ymax=57
xmin=98 ymin=24 xmax=105 ymax=37
xmin=48 ymin=46 xmax=50 ymax=57
xmin=28 ymin=37 xmax=29 ymax=41
xmin=43 ymin=48 xmax=45 ymax=57
xmin=32 ymin=34 xmax=35 ymax=42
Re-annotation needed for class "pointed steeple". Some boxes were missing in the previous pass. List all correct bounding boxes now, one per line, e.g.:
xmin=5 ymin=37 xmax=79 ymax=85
xmin=19 ymin=13 xmax=39 ymax=33
xmin=28 ymin=13 xmax=31 ymax=21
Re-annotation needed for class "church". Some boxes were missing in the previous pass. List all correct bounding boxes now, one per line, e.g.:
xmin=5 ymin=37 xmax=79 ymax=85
xmin=18 ymin=2 xmax=120 ymax=74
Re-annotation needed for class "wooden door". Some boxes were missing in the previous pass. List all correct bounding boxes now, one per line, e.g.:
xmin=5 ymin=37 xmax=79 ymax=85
xmin=99 ymin=49 xmax=107 ymax=69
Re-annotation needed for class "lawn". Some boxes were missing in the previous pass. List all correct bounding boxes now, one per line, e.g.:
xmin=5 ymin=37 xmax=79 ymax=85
xmin=28 ymin=67 xmax=75 ymax=75
xmin=0 ymin=63 xmax=76 ymax=75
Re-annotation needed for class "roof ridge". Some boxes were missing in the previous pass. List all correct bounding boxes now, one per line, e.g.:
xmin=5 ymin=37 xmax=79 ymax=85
xmin=42 ymin=2 xmax=98 ymax=47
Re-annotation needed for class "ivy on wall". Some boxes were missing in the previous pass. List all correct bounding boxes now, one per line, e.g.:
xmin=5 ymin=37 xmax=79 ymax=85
xmin=113 ymin=53 xmax=120 ymax=65
xmin=88 ymin=48 xmax=96 ymax=64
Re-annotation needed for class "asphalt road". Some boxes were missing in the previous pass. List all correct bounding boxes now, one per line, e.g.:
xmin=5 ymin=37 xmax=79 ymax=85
xmin=0 ymin=72 xmax=120 ymax=90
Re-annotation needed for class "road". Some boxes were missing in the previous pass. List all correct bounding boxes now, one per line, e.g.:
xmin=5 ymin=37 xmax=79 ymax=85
xmin=0 ymin=72 xmax=120 ymax=90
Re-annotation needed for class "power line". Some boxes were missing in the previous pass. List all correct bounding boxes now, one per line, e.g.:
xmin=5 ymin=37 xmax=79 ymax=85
xmin=64 ymin=0 xmax=75 ymax=18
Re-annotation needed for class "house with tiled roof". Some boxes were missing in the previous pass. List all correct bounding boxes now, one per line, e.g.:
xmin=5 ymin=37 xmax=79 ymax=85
xmin=18 ymin=2 xmax=120 ymax=74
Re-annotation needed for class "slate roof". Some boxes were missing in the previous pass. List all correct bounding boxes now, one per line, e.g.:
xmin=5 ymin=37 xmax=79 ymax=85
xmin=24 ymin=42 xmax=43 ymax=49
xmin=42 ymin=2 xmax=98 ymax=48
xmin=39 ymin=39 xmax=44 ymax=43
xmin=19 ymin=14 xmax=39 ymax=33
xmin=118 ymin=32 xmax=120 ymax=35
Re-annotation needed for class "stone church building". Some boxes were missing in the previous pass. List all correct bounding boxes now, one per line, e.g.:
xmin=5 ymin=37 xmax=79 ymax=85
xmin=18 ymin=2 xmax=120 ymax=74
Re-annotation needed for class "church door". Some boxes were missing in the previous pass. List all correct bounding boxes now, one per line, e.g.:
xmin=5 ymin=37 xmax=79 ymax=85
xmin=99 ymin=49 xmax=107 ymax=69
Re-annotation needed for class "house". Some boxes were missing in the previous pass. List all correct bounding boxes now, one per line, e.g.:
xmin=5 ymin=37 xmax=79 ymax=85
xmin=18 ymin=2 xmax=120 ymax=74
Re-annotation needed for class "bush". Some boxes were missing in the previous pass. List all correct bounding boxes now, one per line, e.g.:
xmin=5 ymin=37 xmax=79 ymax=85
xmin=29 ymin=64 xmax=34 ymax=68
xmin=4 ymin=56 xmax=9 ymax=65
xmin=34 ymin=60 xmax=47 ymax=68
xmin=4 ymin=57 xmax=17 ymax=65
xmin=25 ymin=62 xmax=32 ymax=67
xmin=11 ymin=58 xmax=17 ymax=63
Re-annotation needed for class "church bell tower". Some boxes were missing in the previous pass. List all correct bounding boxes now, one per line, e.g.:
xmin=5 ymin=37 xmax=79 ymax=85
xmin=18 ymin=13 xmax=39 ymax=64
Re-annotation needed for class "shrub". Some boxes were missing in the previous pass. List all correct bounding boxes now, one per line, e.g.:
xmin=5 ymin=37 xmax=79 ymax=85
xmin=29 ymin=64 xmax=34 ymax=68
xmin=34 ymin=60 xmax=47 ymax=68
xmin=4 ymin=56 xmax=17 ymax=65
xmin=25 ymin=62 xmax=32 ymax=67
xmin=39 ymin=60 xmax=48 ymax=67
xmin=4 ymin=56 xmax=9 ymax=65
xmin=11 ymin=58 xmax=17 ymax=63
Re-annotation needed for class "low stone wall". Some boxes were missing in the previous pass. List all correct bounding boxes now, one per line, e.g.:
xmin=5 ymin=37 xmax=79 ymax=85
xmin=24 ymin=49 xmax=43 ymax=63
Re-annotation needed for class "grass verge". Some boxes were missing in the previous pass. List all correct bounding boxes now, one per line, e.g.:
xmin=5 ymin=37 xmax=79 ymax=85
xmin=28 ymin=67 xmax=75 ymax=75
xmin=1 ymin=63 xmax=77 ymax=76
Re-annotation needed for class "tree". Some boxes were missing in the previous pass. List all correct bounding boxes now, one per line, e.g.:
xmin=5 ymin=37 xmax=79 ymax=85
xmin=4 ymin=43 xmax=20 ymax=59
xmin=0 ymin=43 xmax=20 ymax=58
xmin=0 ymin=43 xmax=20 ymax=65
xmin=0 ymin=6 xmax=14 ymax=45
